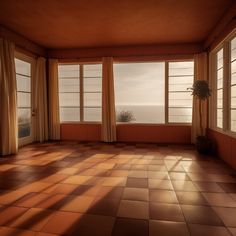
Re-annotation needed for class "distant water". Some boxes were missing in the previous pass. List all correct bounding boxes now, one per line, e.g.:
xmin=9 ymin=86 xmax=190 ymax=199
xmin=116 ymin=105 xmax=165 ymax=123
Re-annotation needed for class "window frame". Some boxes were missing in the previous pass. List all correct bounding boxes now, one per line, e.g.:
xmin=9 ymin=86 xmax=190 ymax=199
xmin=113 ymin=59 xmax=194 ymax=125
xmin=209 ymin=29 xmax=236 ymax=138
xmin=14 ymin=51 xmax=36 ymax=146
xmin=58 ymin=62 xmax=102 ymax=124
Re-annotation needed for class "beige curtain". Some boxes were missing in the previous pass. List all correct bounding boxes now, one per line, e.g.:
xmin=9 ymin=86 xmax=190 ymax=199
xmin=191 ymin=53 xmax=208 ymax=143
xmin=101 ymin=57 xmax=117 ymax=142
xmin=34 ymin=57 xmax=48 ymax=142
xmin=48 ymin=59 xmax=60 ymax=140
xmin=0 ymin=39 xmax=18 ymax=155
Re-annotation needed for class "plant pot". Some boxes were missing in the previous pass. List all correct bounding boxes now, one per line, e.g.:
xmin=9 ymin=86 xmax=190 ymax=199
xmin=195 ymin=136 xmax=212 ymax=154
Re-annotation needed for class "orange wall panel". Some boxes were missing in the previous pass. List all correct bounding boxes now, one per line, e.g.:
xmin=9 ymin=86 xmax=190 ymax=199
xmin=60 ymin=123 xmax=192 ymax=144
xmin=60 ymin=123 xmax=101 ymax=141
xmin=208 ymin=129 xmax=236 ymax=169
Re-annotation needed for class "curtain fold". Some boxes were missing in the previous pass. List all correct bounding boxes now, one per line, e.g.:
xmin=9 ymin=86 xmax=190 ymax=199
xmin=191 ymin=53 xmax=208 ymax=143
xmin=48 ymin=59 xmax=60 ymax=140
xmin=101 ymin=57 xmax=117 ymax=142
xmin=0 ymin=39 xmax=18 ymax=155
xmin=34 ymin=57 xmax=48 ymax=142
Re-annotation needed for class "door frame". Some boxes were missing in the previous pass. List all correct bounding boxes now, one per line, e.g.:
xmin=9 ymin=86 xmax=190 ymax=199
xmin=15 ymin=51 xmax=36 ymax=147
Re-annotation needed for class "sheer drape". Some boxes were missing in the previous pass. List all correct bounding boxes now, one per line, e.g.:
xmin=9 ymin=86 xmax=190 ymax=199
xmin=101 ymin=57 xmax=117 ymax=142
xmin=191 ymin=53 xmax=208 ymax=143
xmin=0 ymin=39 xmax=18 ymax=155
xmin=48 ymin=59 xmax=60 ymax=140
xmin=34 ymin=57 xmax=48 ymax=142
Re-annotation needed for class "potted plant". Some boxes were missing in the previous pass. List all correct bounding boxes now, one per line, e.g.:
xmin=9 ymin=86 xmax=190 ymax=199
xmin=188 ymin=80 xmax=211 ymax=154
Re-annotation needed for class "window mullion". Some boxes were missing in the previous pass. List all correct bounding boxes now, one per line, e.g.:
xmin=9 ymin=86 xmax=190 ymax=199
xmin=80 ymin=64 xmax=84 ymax=122
xmin=223 ymin=42 xmax=230 ymax=131
xmin=165 ymin=62 xmax=169 ymax=124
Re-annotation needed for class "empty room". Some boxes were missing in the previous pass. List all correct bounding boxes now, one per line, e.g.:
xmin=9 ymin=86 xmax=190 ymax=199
xmin=0 ymin=0 xmax=236 ymax=235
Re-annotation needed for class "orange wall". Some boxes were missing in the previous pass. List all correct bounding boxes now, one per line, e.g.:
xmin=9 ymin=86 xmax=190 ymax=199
xmin=60 ymin=123 xmax=192 ymax=144
xmin=208 ymin=129 xmax=236 ymax=169
xmin=0 ymin=25 xmax=46 ymax=56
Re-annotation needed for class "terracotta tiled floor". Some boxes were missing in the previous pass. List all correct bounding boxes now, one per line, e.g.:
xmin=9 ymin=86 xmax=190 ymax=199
xmin=0 ymin=141 xmax=236 ymax=235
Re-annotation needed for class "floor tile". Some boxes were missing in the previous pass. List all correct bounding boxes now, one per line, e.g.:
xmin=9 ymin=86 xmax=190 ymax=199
xmin=149 ymin=190 xmax=178 ymax=204
xmin=41 ymin=211 xmax=81 ymax=235
xmin=112 ymin=218 xmax=148 ymax=236
xmin=169 ymin=172 xmax=190 ymax=180
xmin=148 ymin=179 xmax=173 ymax=190
xmin=149 ymin=220 xmax=190 ymax=236
xmin=147 ymin=171 xmax=169 ymax=180
xmin=126 ymin=178 xmax=148 ymax=188
xmin=88 ymin=198 xmax=120 ymax=216
xmin=228 ymin=227 xmax=236 ymax=236
xmin=122 ymin=188 xmax=149 ymax=201
xmin=70 ymin=214 xmax=115 ymax=236
xmin=102 ymin=177 xmax=127 ymax=187
xmin=176 ymin=191 xmax=209 ymax=205
xmin=0 ymin=206 xmax=28 ymax=226
xmin=60 ymin=196 xmax=94 ymax=213
xmin=202 ymin=193 xmax=236 ymax=207
xmin=188 ymin=224 xmax=232 ymax=236
xmin=149 ymin=203 xmax=184 ymax=222
xmin=172 ymin=181 xmax=198 ymax=191
xmin=10 ymin=208 xmax=55 ymax=231
xmin=213 ymin=207 xmax=236 ymax=227
xmin=181 ymin=205 xmax=223 ymax=226
xmin=117 ymin=200 xmax=149 ymax=219
xmin=193 ymin=182 xmax=224 ymax=192
xmin=0 ymin=227 xmax=35 ymax=236
xmin=96 ymin=186 xmax=124 ymax=199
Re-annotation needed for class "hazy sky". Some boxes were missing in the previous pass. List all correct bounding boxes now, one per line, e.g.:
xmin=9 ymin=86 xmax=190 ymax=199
xmin=114 ymin=62 xmax=165 ymax=105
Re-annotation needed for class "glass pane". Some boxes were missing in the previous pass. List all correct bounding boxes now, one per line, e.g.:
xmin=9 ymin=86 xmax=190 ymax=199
xmin=217 ymin=49 xmax=223 ymax=69
xmin=231 ymin=72 xmax=236 ymax=85
xmin=217 ymin=89 xmax=223 ymax=109
xmin=84 ymin=77 xmax=102 ymax=92
xmin=168 ymin=61 xmax=194 ymax=123
xmin=231 ymin=37 xmax=236 ymax=62
xmin=18 ymin=108 xmax=31 ymax=138
xmin=59 ymin=93 xmax=80 ymax=106
xmin=231 ymin=110 xmax=236 ymax=132
xmin=217 ymin=108 xmax=223 ymax=128
xmin=60 ymin=108 xmax=80 ymax=122
xmin=15 ymin=59 xmax=31 ymax=76
xmin=217 ymin=68 xmax=223 ymax=81
xmin=169 ymin=62 xmax=194 ymax=76
xmin=231 ymin=86 xmax=236 ymax=109
xmin=58 ymin=64 xmax=79 ymax=78
xmin=169 ymin=94 xmax=192 ymax=107
xmin=17 ymin=92 xmax=31 ymax=107
xmin=59 ymin=78 xmax=79 ymax=92
xmin=114 ymin=62 xmax=165 ymax=124
xmin=16 ymin=75 xmax=30 ymax=92
xmin=84 ymin=93 xmax=101 ymax=107
xmin=169 ymin=108 xmax=192 ymax=123
xmin=231 ymin=60 xmax=236 ymax=74
xmin=84 ymin=108 xmax=101 ymax=122
xmin=169 ymin=76 xmax=193 ymax=85
xmin=84 ymin=64 xmax=102 ymax=77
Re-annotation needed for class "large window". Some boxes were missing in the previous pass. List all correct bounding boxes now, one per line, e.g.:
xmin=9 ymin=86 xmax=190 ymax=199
xmin=231 ymin=37 xmax=236 ymax=132
xmin=168 ymin=61 xmax=194 ymax=123
xmin=211 ymin=33 xmax=236 ymax=135
xmin=15 ymin=58 xmax=32 ymax=138
xmin=114 ymin=62 xmax=165 ymax=124
xmin=216 ymin=49 xmax=224 ymax=129
xmin=58 ymin=64 xmax=102 ymax=122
